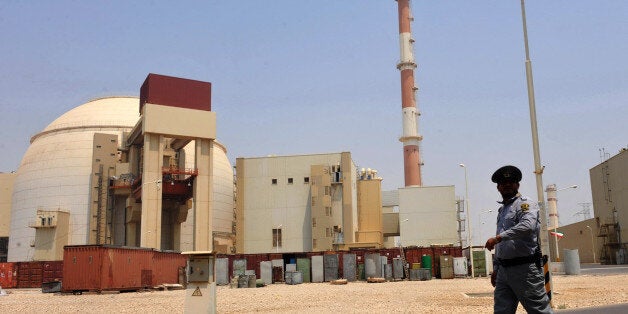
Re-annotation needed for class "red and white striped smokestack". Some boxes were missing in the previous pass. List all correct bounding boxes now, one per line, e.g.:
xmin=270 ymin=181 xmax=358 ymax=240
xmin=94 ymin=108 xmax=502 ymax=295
xmin=396 ymin=0 xmax=422 ymax=187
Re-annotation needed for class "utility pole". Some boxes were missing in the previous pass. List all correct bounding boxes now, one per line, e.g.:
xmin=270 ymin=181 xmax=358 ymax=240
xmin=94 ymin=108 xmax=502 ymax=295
xmin=520 ymin=0 xmax=553 ymax=301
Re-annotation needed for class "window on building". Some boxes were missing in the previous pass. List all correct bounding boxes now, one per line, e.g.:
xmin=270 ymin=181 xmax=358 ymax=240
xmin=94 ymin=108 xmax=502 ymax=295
xmin=313 ymin=238 xmax=317 ymax=249
xmin=96 ymin=145 xmax=102 ymax=148
xmin=304 ymin=177 xmax=310 ymax=184
xmin=324 ymin=186 xmax=331 ymax=195
xmin=311 ymin=196 xmax=316 ymax=206
xmin=325 ymin=206 xmax=332 ymax=216
xmin=272 ymin=178 xmax=277 ymax=185
xmin=288 ymin=178 xmax=293 ymax=184
xmin=272 ymin=228 xmax=282 ymax=248
xmin=312 ymin=218 xmax=317 ymax=227
xmin=326 ymin=228 xmax=332 ymax=237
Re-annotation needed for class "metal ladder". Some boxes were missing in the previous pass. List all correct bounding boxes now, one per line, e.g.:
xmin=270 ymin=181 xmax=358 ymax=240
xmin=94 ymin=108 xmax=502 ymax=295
xmin=399 ymin=245 xmax=409 ymax=279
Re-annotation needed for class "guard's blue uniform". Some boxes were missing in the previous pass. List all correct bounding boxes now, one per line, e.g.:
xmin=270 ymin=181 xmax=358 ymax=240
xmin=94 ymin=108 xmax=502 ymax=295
xmin=493 ymin=194 xmax=552 ymax=314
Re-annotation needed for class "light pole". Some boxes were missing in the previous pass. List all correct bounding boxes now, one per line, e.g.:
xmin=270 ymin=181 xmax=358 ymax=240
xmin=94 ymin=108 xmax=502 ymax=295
xmin=459 ymin=163 xmax=474 ymax=278
xmin=276 ymin=224 xmax=282 ymax=253
xmin=546 ymin=184 xmax=578 ymax=261
xmin=586 ymin=226 xmax=596 ymax=263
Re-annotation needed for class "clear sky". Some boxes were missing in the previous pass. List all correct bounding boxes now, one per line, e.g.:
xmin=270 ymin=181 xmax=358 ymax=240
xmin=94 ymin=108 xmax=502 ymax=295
xmin=1 ymin=1 xmax=626 ymax=245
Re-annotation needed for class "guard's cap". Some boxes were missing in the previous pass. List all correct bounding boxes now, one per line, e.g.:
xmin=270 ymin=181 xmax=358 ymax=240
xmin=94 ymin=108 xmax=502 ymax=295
xmin=491 ymin=165 xmax=522 ymax=183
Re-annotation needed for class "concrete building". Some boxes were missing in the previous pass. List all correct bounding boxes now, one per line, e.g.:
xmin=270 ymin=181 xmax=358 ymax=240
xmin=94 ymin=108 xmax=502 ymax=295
xmin=235 ymin=151 xmax=458 ymax=254
xmin=548 ymin=218 xmax=598 ymax=264
xmin=548 ymin=148 xmax=627 ymax=264
xmin=382 ymin=186 xmax=458 ymax=247
xmin=235 ymin=152 xmax=361 ymax=253
xmin=8 ymin=74 xmax=235 ymax=262
xmin=0 ymin=172 xmax=16 ymax=262
xmin=589 ymin=148 xmax=628 ymax=264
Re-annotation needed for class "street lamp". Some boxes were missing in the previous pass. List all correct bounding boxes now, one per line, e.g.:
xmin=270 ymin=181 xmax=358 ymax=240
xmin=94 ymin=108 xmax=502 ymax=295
xmin=276 ymin=224 xmax=282 ymax=253
xmin=459 ymin=163 xmax=474 ymax=278
xmin=546 ymin=184 xmax=578 ymax=261
xmin=586 ymin=226 xmax=596 ymax=263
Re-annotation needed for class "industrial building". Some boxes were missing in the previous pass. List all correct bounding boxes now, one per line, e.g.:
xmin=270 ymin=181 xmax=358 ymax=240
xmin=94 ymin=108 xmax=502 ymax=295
xmin=546 ymin=148 xmax=628 ymax=264
xmin=7 ymin=74 xmax=236 ymax=262
xmin=235 ymin=152 xmax=459 ymax=254
xmin=0 ymin=172 xmax=16 ymax=262
xmin=3 ymin=72 xmax=462 ymax=265
xmin=589 ymin=148 xmax=628 ymax=263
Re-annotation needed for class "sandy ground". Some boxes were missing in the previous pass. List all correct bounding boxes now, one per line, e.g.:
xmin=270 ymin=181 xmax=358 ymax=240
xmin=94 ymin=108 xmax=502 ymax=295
xmin=1 ymin=274 xmax=626 ymax=313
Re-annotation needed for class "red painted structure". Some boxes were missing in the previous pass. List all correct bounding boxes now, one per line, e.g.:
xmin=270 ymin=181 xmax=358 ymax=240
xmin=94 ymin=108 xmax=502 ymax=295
xmin=396 ymin=0 xmax=423 ymax=187
xmin=139 ymin=73 xmax=212 ymax=113
xmin=62 ymin=245 xmax=186 ymax=293
xmin=0 ymin=262 xmax=18 ymax=288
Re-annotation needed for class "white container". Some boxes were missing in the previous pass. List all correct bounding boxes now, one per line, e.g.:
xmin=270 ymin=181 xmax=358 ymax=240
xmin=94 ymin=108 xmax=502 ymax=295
xmin=563 ymin=249 xmax=581 ymax=275
xmin=453 ymin=257 xmax=468 ymax=277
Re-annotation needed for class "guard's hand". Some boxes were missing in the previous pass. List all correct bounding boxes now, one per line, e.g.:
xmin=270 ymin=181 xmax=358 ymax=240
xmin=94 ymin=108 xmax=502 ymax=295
xmin=485 ymin=237 xmax=497 ymax=251
xmin=491 ymin=270 xmax=497 ymax=287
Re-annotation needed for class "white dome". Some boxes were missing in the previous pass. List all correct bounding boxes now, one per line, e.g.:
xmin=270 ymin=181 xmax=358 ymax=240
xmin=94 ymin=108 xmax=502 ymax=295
xmin=9 ymin=97 xmax=234 ymax=261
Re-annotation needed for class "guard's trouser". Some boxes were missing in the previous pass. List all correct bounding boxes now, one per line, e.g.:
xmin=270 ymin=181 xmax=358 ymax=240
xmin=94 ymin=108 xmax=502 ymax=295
xmin=494 ymin=263 xmax=552 ymax=314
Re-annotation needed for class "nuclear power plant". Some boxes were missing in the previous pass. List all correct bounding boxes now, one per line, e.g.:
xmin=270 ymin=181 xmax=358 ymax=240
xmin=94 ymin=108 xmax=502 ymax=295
xmin=6 ymin=75 xmax=237 ymax=262
xmin=2 ymin=69 xmax=459 ymax=264
xmin=0 ymin=2 xmax=623 ymax=296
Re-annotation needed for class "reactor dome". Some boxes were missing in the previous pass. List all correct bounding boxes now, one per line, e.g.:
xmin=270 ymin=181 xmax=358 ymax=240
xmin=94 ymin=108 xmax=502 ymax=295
xmin=8 ymin=96 xmax=234 ymax=261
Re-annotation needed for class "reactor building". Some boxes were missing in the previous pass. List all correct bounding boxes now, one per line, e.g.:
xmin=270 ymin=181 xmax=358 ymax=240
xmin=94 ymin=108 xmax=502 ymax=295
xmin=7 ymin=74 xmax=235 ymax=262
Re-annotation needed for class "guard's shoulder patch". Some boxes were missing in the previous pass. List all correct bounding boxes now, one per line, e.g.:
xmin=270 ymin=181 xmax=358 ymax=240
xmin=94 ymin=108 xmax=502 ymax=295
xmin=521 ymin=203 xmax=530 ymax=211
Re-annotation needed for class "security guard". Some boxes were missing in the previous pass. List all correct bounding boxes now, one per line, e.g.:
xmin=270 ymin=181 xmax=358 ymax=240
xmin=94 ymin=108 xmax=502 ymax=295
xmin=484 ymin=165 xmax=552 ymax=314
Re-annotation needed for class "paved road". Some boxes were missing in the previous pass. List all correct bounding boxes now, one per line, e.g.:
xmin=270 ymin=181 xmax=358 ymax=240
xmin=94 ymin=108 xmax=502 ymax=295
xmin=579 ymin=263 xmax=628 ymax=275
xmin=557 ymin=303 xmax=628 ymax=313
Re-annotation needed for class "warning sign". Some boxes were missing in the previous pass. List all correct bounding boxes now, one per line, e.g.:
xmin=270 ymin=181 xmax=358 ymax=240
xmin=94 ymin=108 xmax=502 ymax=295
xmin=192 ymin=287 xmax=202 ymax=296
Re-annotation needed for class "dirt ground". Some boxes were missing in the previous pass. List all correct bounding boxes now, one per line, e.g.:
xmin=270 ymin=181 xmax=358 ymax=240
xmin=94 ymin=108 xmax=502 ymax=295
xmin=1 ymin=274 xmax=626 ymax=313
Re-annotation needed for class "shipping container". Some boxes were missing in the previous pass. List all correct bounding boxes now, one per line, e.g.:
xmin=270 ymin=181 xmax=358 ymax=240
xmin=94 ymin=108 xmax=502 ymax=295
xmin=42 ymin=261 xmax=64 ymax=283
xmin=439 ymin=255 xmax=455 ymax=279
xmin=62 ymin=245 xmax=183 ymax=293
xmin=245 ymin=254 xmax=269 ymax=279
xmin=17 ymin=261 xmax=43 ymax=288
xmin=0 ymin=262 xmax=18 ymax=288
xmin=152 ymin=251 xmax=187 ymax=286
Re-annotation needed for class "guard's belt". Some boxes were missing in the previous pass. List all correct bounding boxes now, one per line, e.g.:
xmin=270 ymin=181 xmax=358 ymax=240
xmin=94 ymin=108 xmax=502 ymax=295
xmin=498 ymin=254 xmax=537 ymax=267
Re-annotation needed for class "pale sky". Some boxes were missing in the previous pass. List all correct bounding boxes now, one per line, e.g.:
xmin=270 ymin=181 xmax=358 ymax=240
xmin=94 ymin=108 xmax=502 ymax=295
xmin=1 ymin=1 xmax=627 ymax=245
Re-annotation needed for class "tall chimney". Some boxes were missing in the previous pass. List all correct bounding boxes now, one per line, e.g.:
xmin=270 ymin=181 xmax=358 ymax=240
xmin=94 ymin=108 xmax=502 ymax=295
xmin=396 ymin=0 xmax=422 ymax=187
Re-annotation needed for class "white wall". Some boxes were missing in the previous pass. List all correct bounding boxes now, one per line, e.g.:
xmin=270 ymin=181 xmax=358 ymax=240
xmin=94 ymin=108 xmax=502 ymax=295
xmin=399 ymin=185 xmax=458 ymax=246
xmin=241 ymin=153 xmax=344 ymax=253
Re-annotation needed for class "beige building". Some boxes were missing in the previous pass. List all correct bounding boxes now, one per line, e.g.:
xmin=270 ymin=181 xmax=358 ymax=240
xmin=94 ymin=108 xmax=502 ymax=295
xmin=549 ymin=218 xmax=598 ymax=264
xmin=589 ymin=148 xmax=628 ymax=264
xmin=0 ymin=172 xmax=16 ymax=261
xmin=550 ymin=148 xmax=627 ymax=264
xmin=236 ymin=152 xmax=391 ymax=253
xmin=235 ymin=151 xmax=459 ymax=254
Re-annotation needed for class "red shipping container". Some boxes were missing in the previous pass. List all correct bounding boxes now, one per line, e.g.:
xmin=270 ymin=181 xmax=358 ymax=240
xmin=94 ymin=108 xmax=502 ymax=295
xmin=17 ymin=261 xmax=44 ymax=288
xmin=152 ymin=251 xmax=187 ymax=286
xmin=0 ymin=262 xmax=18 ymax=288
xmin=62 ymin=245 xmax=183 ymax=293
xmin=42 ymin=261 xmax=64 ymax=283
xmin=245 ymin=254 xmax=269 ymax=278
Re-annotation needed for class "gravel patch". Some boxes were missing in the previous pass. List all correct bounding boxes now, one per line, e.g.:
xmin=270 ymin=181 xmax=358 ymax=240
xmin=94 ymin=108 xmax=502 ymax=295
xmin=0 ymin=274 xmax=626 ymax=313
